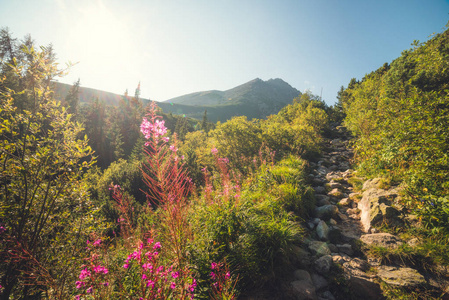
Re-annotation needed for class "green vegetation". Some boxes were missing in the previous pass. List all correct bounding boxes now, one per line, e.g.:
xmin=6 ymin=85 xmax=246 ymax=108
xmin=0 ymin=29 xmax=330 ymax=299
xmin=340 ymin=26 xmax=449 ymax=236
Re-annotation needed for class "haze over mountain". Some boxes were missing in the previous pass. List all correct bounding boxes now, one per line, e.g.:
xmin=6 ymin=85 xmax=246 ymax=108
xmin=54 ymin=78 xmax=301 ymax=122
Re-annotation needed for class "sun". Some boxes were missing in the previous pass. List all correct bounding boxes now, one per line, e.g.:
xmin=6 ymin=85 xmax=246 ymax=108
xmin=67 ymin=1 xmax=132 ymax=73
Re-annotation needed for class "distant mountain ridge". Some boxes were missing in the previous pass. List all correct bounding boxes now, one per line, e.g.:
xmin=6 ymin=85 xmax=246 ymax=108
xmin=53 ymin=78 xmax=301 ymax=122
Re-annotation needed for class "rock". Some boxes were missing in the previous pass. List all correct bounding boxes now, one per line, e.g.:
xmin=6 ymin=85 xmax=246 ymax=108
xmin=316 ymin=166 xmax=328 ymax=176
xmin=314 ymin=205 xmax=338 ymax=220
xmin=308 ymin=241 xmax=331 ymax=257
xmin=315 ymin=194 xmax=330 ymax=201
xmin=318 ymin=291 xmax=335 ymax=300
xmin=331 ymin=253 xmax=351 ymax=265
xmin=294 ymin=269 xmax=312 ymax=281
xmin=360 ymin=233 xmax=403 ymax=249
xmin=307 ymin=222 xmax=316 ymax=230
xmin=316 ymin=221 xmax=330 ymax=241
xmin=377 ymin=266 xmax=426 ymax=287
xmin=314 ymin=255 xmax=332 ymax=274
xmin=316 ymin=198 xmax=331 ymax=207
xmin=329 ymin=218 xmax=337 ymax=226
xmin=348 ymin=192 xmax=360 ymax=200
xmin=314 ymin=186 xmax=327 ymax=194
xmin=358 ymin=188 xmax=399 ymax=232
xmin=346 ymin=208 xmax=360 ymax=214
xmin=312 ymin=218 xmax=321 ymax=225
xmin=336 ymin=243 xmax=353 ymax=255
xmin=328 ymin=243 xmax=338 ymax=253
xmin=290 ymin=279 xmax=317 ymax=300
xmin=328 ymin=181 xmax=342 ymax=189
xmin=311 ymin=273 xmax=329 ymax=291
xmin=338 ymin=198 xmax=351 ymax=206
xmin=349 ymin=276 xmax=383 ymax=300
xmin=328 ymin=188 xmax=344 ymax=199
xmin=291 ymin=245 xmax=312 ymax=268
xmin=363 ymin=178 xmax=383 ymax=190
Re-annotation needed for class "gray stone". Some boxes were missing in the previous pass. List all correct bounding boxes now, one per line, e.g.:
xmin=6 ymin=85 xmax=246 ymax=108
xmin=336 ymin=243 xmax=353 ymax=256
xmin=314 ymin=255 xmax=332 ymax=274
xmin=291 ymin=245 xmax=312 ymax=268
xmin=314 ymin=205 xmax=338 ymax=220
xmin=294 ymin=269 xmax=312 ymax=282
xmin=328 ymin=243 xmax=338 ymax=253
xmin=308 ymin=241 xmax=331 ymax=257
xmin=318 ymin=291 xmax=335 ymax=300
xmin=314 ymin=186 xmax=327 ymax=194
xmin=316 ymin=197 xmax=331 ymax=207
xmin=358 ymin=188 xmax=399 ymax=232
xmin=316 ymin=220 xmax=330 ymax=241
xmin=349 ymin=276 xmax=383 ymax=300
xmin=290 ymin=279 xmax=317 ymax=300
xmin=377 ymin=266 xmax=426 ymax=287
xmin=360 ymin=233 xmax=403 ymax=249
xmin=311 ymin=273 xmax=329 ymax=291
xmin=329 ymin=218 xmax=337 ymax=226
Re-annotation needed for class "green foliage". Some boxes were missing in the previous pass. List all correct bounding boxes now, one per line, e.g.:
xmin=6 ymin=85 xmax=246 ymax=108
xmin=342 ymin=27 xmax=449 ymax=234
xmin=0 ymin=42 xmax=101 ymax=298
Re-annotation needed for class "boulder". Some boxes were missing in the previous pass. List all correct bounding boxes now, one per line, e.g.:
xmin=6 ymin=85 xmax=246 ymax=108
xmin=377 ymin=266 xmax=426 ymax=287
xmin=311 ymin=273 xmax=329 ymax=291
xmin=308 ymin=241 xmax=331 ymax=257
xmin=358 ymin=188 xmax=399 ymax=232
xmin=290 ymin=279 xmax=317 ymax=300
xmin=314 ymin=186 xmax=327 ymax=194
xmin=338 ymin=198 xmax=351 ymax=206
xmin=316 ymin=220 xmax=330 ymax=241
xmin=360 ymin=233 xmax=403 ymax=249
xmin=314 ymin=255 xmax=332 ymax=274
xmin=336 ymin=243 xmax=353 ymax=256
xmin=314 ymin=205 xmax=338 ymax=220
xmin=328 ymin=188 xmax=344 ymax=199
xmin=349 ymin=276 xmax=383 ymax=300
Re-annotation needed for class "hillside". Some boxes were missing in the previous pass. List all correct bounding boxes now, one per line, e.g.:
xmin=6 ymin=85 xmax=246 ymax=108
xmin=54 ymin=78 xmax=301 ymax=122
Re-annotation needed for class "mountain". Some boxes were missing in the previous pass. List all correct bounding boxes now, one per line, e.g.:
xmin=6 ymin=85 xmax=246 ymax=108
xmin=53 ymin=82 xmax=125 ymax=106
xmin=160 ymin=78 xmax=301 ymax=121
xmin=53 ymin=78 xmax=300 ymax=122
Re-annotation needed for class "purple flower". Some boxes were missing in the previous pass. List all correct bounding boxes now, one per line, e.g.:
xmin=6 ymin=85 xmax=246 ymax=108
xmin=0 ymin=226 xmax=6 ymax=234
xmin=169 ymin=145 xmax=178 ymax=152
xmin=225 ymin=272 xmax=231 ymax=279
xmin=210 ymin=262 xmax=217 ymax=270
xmin=93 ymin=239 xmax=101 ymax=246
xmin=75 ymin=295 xmax=81 ymax=300
xmin=211 ymin=147 xmax=218 ymax=154
xmin=146 ymin=280 xmax=155 ymax=288
xmin=75 ymin=281 xmax=85 ymax=289
xmin=210 ymin=272 xmax=216 ymax=279
xmin=86 ymin=286 xmax=93 ymax=294
xmin=170 ymin=282 xmax=176 ymax=289
xmin=171 ymin=271 xmax=179 ymax=279
xmin=153 ymin=242 xmax=161 ymax=250
xmin=123 ymin=263 xmax=129 ymax=269
xmin=102 ymin=282 xmax=109 ymax=287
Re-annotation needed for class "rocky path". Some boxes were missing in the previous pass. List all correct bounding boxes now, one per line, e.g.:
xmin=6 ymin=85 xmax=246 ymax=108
xmin=287 ymin=126 xmax=449 ymax=300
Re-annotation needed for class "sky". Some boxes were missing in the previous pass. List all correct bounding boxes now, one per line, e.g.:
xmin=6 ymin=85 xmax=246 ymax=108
xmin=1 ymin=0 xmax=448 ymax=105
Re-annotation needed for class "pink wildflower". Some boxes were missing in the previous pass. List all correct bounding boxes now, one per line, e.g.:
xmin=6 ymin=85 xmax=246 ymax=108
xmin=86 ymin=286 xmax=93 ymax=294
xmin=75 ymin=281 xmax=85 ymax=289
xmin=123 ymin=263 xmax=129 ymax=269
xmin=153 ymin=242 xmax=161 ymax=250
xmin=211 ymin=262 xmax=217 ymax=270
xmin=79 ymin=269 xmax=91 ymax=280
xmin=211 ymin=147 xmax=218 ymax=154
xmin=93 ymin=239 xmax=101 ymax=246
xmin=171 ymin=271 xmax=179 ymax=279
xmin=170 ymin=282 xmax=176 ymax=289
xmin=169 ymin=145 xmax=178 ymax=152
xmin=102 ymin=282 xmax=109 ymax=287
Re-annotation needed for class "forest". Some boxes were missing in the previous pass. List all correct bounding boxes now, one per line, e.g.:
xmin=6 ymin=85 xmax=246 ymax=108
xmin=0 ymin=23 xmax=448 ymax=300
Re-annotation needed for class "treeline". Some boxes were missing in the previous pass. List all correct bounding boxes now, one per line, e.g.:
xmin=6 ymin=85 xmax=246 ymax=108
xmin=0 ymin=28 xmax=337 ymax=299
xmin=338 ymin=25 xmax=449 ymax=234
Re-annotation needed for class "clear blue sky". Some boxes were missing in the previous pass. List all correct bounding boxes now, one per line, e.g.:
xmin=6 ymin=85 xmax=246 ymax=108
xmin=1 ymin=0 xmax=448 ymax=105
